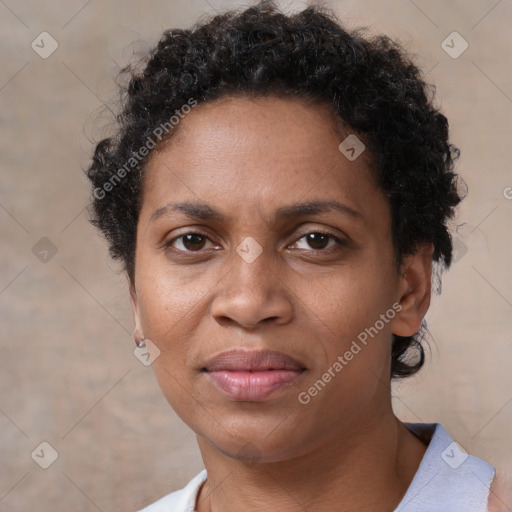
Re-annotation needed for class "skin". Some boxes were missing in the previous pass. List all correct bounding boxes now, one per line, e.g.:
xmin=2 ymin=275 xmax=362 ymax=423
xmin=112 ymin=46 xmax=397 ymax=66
xmin=130 ymin=95 xmax=436 ymax=511
xmin=488 ymin=473 xmax=512 ymax=511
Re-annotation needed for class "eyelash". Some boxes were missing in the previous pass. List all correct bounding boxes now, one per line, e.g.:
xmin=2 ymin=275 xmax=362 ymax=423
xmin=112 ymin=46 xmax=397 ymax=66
xmin=164 ymin=230 xmax=347 ymax=255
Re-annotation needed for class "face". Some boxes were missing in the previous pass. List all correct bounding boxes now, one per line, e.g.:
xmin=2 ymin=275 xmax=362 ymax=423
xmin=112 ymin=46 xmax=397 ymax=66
xmin=130 ymin=95 xmax=429 ymax=463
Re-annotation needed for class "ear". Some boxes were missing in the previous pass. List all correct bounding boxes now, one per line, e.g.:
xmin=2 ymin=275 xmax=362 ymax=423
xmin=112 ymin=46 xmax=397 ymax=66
xmin=129 ymin=278 xmax=144 ymax=338
xmin=390 ymin=242 xmax=435 ymax=337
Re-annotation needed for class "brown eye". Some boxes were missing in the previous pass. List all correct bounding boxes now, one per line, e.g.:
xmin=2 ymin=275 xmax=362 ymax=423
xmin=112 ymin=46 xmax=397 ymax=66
xmin=292 ymin=231 xmax=344 ymax=252
xmin=167 ymin=233 xmax=213 ymax=252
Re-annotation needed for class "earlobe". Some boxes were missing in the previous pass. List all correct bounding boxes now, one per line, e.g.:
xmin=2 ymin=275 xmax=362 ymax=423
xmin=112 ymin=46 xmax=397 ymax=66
xmin=129 ymin=280 xmax=144 ymax=342
xmin=390 ymin=243 xmax=434 ymax=337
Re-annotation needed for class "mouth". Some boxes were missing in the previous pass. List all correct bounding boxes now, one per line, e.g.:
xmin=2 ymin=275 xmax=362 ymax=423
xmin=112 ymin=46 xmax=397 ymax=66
xmin=202 ymin=349 xmax=306 ymax=401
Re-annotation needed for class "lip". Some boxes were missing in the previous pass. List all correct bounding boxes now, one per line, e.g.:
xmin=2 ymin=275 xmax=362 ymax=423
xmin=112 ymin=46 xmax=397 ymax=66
xmin=202 ymin=349 xmax=306 ymax=401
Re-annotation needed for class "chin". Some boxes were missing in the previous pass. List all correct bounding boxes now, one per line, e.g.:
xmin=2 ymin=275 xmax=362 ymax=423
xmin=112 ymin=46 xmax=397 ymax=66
xmin=196 ymin=416 xmax=319 ymax=465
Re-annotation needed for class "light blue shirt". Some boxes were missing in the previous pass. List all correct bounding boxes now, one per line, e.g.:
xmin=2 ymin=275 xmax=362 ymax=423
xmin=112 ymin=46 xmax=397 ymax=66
xmin=137 ymin=422 xmax=496 ymax=512
xmin=396 ymin=422 xmax=496 ymax=511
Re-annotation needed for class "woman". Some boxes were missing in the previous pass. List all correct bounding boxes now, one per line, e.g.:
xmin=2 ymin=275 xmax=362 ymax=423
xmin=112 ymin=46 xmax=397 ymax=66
xmin=86 ymin=2 xmax=510 ymax=510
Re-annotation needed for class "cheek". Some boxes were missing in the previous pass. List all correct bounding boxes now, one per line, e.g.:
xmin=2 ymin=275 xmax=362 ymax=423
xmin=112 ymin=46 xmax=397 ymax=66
xmin=308 ymin=261 xmax=394 ymax=338
xmin=134 ymin=270 xmax=207 ymax=418
xmin=136 ymin=258 xmax=214 ymax=339
xmin=300 ymin=265 xmax=396 ymax=390
xmin=133 ymin=269 xmax=206 ymax=397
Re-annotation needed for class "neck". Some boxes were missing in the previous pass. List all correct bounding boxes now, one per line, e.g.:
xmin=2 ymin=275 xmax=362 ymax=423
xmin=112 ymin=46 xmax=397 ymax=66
xmin=195 ymin=409 xmax=428 ymax=512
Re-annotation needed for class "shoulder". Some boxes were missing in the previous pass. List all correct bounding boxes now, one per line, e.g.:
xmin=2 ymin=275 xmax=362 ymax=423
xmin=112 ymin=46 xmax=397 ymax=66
xmin=136 ymin=470 xmax=207 ymax=512
xmin=487 ymin=470 xmax=512 ymax=512
xmin=397 ymin=422 xmax=498 ymax=511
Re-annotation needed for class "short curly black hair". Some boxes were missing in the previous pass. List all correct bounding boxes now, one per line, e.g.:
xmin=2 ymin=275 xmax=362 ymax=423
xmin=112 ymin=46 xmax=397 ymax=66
xmin=86 ymin=0 xmax=463 ymax=379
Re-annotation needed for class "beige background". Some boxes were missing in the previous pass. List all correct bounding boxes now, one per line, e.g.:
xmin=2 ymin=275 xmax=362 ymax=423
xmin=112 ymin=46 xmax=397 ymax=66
xmin=1 ymin=0 xmax=511 ymax=510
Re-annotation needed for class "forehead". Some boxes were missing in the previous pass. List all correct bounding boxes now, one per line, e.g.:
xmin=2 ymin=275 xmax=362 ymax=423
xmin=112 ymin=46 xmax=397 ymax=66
xmin=160 ymin=94 xmax=355 ymax=161
xmin=141 ymin=95 xmax=386 ymax=227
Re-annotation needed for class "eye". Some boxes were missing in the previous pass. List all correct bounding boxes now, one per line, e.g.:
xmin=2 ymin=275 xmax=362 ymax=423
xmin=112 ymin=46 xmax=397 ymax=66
xmin=166 ymin=232 xmax=217 ymax=252
xmin=165 ymin=230 xmax=346 ymax=255
xmin=291 ymin=231 xmax=346 ymax=252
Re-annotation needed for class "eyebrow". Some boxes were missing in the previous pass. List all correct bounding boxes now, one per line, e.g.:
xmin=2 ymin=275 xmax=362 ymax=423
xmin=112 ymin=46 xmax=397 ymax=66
xmin=150 ymin=199 xmax=362 ymax=224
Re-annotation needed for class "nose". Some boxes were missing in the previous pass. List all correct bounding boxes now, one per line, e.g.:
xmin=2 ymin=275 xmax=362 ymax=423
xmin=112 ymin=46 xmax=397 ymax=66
xmin=210 ymin=240 xmax=294 ymax=330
